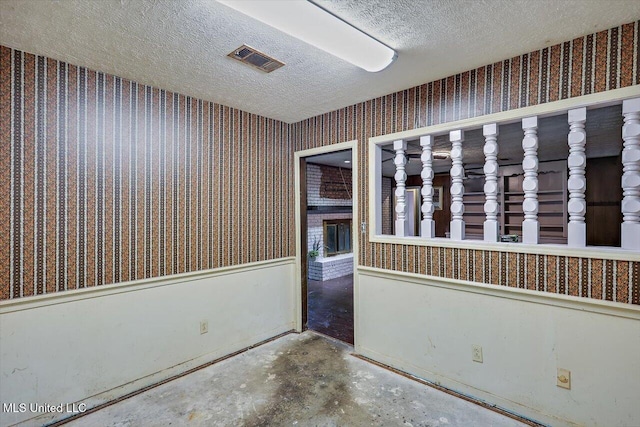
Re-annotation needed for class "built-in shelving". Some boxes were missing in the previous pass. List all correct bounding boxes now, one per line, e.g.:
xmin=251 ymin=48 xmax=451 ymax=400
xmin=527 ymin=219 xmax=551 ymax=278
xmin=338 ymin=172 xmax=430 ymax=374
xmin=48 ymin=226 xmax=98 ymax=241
xmin=461 ymin=160 xmax=568 ymax=243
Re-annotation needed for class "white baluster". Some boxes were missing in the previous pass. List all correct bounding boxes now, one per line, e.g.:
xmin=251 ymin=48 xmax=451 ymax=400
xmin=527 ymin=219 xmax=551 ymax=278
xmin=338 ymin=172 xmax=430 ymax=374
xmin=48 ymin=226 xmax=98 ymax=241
xmin=621 ymin=98 xmax=640 ymax=250
xmin=449 ymin=130 xmax=465 ymax=240
xmin=483 ymin=123 xmax=500 ymax=242
xmin=394 ymin=139 xmax=409 ymax=237
xmin=567 ymin=107 xmax=587 ymax=247
xmin=420 ymin=135 xmax=435 ymax=238
xmin=521 ymin=116 xmax=540 ymax=244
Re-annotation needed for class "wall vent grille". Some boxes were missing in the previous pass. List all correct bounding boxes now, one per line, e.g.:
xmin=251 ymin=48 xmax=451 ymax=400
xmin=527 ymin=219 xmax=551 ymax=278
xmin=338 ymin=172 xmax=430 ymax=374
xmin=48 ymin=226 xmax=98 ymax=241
xmin=228 ymin=44 xmax=285 ymax=73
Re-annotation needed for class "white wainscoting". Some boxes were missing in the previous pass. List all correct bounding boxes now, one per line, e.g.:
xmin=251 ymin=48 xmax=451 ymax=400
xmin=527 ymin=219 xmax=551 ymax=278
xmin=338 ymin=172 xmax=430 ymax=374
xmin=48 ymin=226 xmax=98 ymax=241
xmin=0 ymin=258 xmax=296 ymax=426
xmin=356 ymin=266 xmax=640 ymax=427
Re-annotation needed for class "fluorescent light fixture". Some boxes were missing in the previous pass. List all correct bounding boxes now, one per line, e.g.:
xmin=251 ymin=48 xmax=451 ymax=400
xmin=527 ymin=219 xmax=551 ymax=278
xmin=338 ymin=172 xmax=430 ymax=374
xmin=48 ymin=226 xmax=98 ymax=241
xmin=217 ymin=0 xmax=396 ymax=72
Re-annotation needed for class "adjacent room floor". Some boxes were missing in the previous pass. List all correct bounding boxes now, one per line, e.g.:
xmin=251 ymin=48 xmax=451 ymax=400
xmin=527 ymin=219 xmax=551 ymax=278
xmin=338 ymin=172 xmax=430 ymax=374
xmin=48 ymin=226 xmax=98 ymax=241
xmin=63 ymin=331 xmax=526 ymax=427
xmin=307 ymin=274 xmax=354 ymax=344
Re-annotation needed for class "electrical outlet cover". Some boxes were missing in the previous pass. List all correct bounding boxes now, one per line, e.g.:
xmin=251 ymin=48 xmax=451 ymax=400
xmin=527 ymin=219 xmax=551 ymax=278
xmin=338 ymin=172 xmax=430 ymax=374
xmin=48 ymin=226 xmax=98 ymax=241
xmin=557 ymin=368 xmax=571 ymax=389
xmin=472 ymin=345 xmax=483 ymax=363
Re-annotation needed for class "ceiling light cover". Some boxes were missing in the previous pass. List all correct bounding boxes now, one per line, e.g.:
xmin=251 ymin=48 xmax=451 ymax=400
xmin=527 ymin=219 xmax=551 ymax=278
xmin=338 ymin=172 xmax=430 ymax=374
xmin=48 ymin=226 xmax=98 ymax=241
xmin=217 ymin=0 xmax=396 ymax=72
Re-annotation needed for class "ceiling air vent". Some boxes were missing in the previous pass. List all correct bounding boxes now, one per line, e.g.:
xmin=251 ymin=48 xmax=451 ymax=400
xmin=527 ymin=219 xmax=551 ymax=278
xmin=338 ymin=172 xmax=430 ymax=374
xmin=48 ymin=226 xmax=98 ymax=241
xmin=228 ymin=44 xmax=285 ymax=73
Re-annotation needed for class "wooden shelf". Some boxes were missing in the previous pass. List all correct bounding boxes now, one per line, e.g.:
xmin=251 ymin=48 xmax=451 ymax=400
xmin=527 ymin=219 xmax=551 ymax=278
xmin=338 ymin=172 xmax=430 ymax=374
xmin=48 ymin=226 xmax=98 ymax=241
xmin=500 ymin=160 xmax=568 ymax=241
xmin=505 ymin=223 xmax=564 ymax=227
xmin=460 ymin=160 xmax=568 ymax=243
xmin=505 ymin=210 xmax=564 ymax=215
xmin=504 ymin=190 xmax=564 ymax=195
xmin=504 ymin=199 xmax=563 ymax=204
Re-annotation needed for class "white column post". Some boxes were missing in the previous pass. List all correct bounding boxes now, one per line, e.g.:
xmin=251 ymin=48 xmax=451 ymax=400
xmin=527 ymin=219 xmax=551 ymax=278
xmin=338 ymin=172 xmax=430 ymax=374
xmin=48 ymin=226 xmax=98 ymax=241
xmin=449 ymin=130 xmax=465 ymax=240
xmin=567 ymin=107 xmax=587 ymax=247
xmin=420 ymin=136 xmax=435 ymax=238
xmin=621 ymin=98 xmax=640 ymax=250
xmin=483 ymin=123 xmax=500 ymax=242
xmin=521 ymin=116 xmax=540 ymax=244
xmin=394 ymin=139 xmax=410 ymax=237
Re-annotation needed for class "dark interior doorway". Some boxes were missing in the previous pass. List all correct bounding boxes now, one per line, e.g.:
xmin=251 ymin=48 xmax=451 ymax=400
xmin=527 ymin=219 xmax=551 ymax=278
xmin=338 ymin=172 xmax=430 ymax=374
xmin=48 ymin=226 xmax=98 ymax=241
xmin=301 ymin=149 xmax=354 ymax=345
xmin=307 ymin=274 xmax=354 ymax=344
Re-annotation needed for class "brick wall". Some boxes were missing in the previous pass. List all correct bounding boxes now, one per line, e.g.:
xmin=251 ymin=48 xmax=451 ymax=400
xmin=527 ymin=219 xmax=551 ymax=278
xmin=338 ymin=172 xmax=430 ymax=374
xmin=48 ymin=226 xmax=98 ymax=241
xmin=307 ymin=164 xmax=352 ymax=207
xmin=307 ymin=213 xmax=353 ymax=259
xmin=306 ymin=163 xmax=353 ymax=280
xmin=308 ymin=254 xmax=354 ymax=281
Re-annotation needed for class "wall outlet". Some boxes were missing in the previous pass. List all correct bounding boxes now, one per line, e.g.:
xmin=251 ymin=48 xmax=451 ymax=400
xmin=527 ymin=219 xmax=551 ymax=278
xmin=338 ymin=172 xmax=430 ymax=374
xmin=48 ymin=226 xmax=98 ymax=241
xmin=472 ymin=345 xmax=483 ymax=363
xmin=557 ymin=368 xmax=571 ymax=389
xmin=200 ymin=320 xmax=209 ymax=335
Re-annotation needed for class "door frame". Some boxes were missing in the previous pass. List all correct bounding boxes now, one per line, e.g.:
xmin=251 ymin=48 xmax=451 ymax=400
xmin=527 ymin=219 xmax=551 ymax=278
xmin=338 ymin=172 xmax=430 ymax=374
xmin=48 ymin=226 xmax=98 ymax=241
xmin=294 ymin=140 xmax=359 ymax=349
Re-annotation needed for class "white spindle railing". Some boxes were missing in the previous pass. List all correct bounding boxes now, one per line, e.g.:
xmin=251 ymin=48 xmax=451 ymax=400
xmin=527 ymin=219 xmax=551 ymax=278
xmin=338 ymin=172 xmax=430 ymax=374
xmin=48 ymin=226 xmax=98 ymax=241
xmin=521 ymin=117 xmax=540 ymax=244
xmin=420 ymin=135 xmax=435 ymax=238
xmin=379 ymin=94 xmax=640 ymax=252
xmin=394 ymin=139 xmax=409 ymax=237
xmin=567 ymin=107 xmax=587 ymax=247
xmin=483 ymin=123 xmax=500 ymax=242
xmin=450 ymin=130 xmax=465 ymax=240
xmin=621 ymin=98 xmax=640 ymax=250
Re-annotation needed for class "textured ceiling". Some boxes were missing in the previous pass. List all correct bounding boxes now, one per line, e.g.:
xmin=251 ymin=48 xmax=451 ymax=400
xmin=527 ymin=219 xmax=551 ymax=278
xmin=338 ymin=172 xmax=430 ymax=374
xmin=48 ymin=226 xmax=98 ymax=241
xmin=307 ymin=150 xmax=353 ymax=170
xmin=1 ymin=0 xmax=639 ymax=123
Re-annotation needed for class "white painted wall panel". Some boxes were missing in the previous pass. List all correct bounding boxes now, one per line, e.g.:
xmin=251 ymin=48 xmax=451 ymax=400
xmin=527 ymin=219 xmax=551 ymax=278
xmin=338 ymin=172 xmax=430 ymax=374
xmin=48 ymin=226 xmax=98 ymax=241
xmin=0 ymin=259 xmax=296 ymax=426
xmin=357 ymin=268 xmax=640 ymax=427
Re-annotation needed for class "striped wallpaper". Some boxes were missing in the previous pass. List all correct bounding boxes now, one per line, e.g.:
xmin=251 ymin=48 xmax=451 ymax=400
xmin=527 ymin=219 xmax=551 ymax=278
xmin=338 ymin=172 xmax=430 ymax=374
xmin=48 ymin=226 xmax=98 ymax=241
xmin=2 ymin=21 xmax=639 ymax=305
xmin=291 ymin=21 xmax=640 ymax=305
xmin=0 ymin=45 xmax=294 ymax=300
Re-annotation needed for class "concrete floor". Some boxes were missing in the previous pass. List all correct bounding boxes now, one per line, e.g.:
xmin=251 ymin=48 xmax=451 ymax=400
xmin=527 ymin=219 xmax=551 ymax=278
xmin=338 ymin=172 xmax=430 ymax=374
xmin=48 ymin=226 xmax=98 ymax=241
xmin=64 ymin=332 xmax=526 ymax=427
xmin=307 ymin=274 xmax=354 ymax=344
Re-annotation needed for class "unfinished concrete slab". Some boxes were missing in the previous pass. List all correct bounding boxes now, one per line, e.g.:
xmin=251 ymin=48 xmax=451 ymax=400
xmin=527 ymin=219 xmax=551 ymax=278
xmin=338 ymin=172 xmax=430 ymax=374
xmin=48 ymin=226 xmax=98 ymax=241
xmin=64 ymin=332 xmax=527 ymax=426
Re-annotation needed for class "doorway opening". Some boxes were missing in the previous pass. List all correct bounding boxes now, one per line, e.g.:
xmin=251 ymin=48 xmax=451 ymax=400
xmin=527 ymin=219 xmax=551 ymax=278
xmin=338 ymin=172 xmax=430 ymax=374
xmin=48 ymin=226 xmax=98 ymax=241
xmin=296 ymin=143 xmax=357 ymax=345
